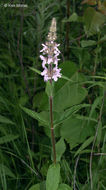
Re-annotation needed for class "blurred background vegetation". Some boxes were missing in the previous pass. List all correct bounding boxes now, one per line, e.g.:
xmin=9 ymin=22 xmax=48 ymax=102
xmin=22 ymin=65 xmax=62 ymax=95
xmin=0 ymin=0 xmax=106 ymax=189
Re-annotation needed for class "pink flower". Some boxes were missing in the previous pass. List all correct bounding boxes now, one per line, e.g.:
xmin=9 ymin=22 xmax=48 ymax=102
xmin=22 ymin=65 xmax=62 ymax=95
xmin=40 ymin=44 xmax=48 ymax=53
xmin=52 ymin=67 xmax=62 ymax=81
xmin=40 ymin=19 xmax=61 ymax=82
xmin=40 ymin=55 xmax=46 ymax=68
xmin=41 ymin=66 xmax=61 ymax=82
xmin=54 ymin=57 xmax=60 ymax=66
xmin=48 ymin=57 xmax=53 ymax=64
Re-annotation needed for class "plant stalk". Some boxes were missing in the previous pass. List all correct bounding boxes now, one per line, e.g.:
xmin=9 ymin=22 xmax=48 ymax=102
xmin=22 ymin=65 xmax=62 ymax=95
xmin=49 ymin=91 xmax=56 ymax=164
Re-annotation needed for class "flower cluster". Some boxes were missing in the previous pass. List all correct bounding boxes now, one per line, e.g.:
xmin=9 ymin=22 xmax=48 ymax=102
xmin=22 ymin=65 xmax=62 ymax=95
xmin=40 ymin=18 xmax=62 ymax=82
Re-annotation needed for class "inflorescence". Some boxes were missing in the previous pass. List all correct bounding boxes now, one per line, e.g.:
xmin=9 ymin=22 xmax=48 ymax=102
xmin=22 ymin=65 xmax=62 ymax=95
xmin=40 ymin=18 xmax=62 ymax=82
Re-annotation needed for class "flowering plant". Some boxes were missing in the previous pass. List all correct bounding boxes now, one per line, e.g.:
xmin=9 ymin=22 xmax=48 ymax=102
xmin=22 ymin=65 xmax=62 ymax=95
xmin=39 ymin=18 xmax=62 ymax=164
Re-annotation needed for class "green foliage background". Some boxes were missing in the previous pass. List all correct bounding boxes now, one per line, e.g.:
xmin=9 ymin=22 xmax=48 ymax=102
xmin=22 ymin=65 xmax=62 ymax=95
xmin=0 ymin=0 xmax=106 ymax=189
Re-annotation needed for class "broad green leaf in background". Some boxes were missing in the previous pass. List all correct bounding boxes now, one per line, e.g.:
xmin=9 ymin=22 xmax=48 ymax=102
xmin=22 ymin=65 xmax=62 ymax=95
xmin=54 ymin=104 xmax=90 ymax=126
xmin=46 ymin=163 xmax=60 ymax=190
xmin=60 ymin=116 xmax=94 ymax=149
xmin=53 ymin=72 xmax=88 ymax=111
xmin=56 ymin=138 xmax=66 ymax=162
xmin=54 ymin=61 xmax=77 ymax=92
xmin=53 ymin=84 xmax=87 ymax=111
xmin=0 ymin=135 xmax=19 ymax=144
xmin=58 ymin=183 xmax=73 ymax=190
xmin=83 ymin=7 xmax=105 ymax=36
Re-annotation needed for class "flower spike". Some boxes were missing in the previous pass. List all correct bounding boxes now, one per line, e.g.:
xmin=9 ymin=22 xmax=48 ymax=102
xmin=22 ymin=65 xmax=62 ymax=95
xmin=40 ymin=18 xmax=62 ymax=82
